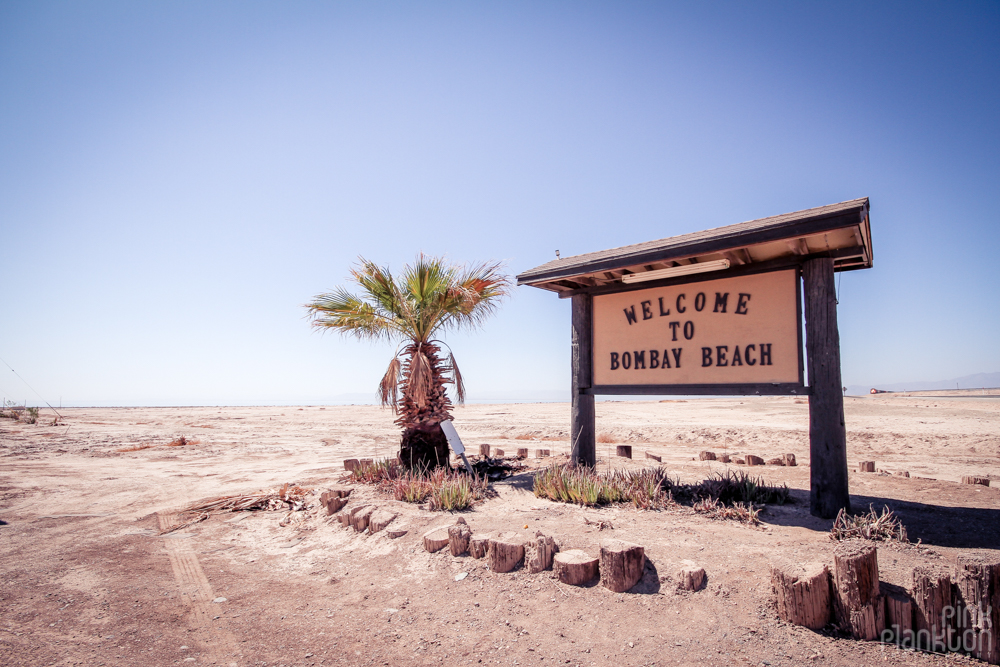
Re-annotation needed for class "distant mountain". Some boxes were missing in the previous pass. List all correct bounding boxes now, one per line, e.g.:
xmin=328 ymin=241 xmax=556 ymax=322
xmin=845 ymin=372 xmax=1000 ymax=396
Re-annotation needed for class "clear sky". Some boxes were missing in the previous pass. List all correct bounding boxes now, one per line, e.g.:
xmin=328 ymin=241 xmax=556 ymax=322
xmin=1 ymin=1 xmax=998 ymax=407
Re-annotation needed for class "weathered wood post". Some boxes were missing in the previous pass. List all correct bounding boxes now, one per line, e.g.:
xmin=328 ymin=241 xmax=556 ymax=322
xmin=803 ymin=258 xmax=850 ymax=519
xmin=571 ymin=294 xmax=596 ymax=467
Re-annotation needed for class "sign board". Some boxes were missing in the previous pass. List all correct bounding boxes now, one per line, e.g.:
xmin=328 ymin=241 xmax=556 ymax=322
xmin=592 ymin=270 xmax=801 ymax=390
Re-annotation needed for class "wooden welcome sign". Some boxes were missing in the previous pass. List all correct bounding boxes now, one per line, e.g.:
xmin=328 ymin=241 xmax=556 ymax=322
xmin=517 ymin=198 xmax=874 ymax=518
xmin=592 ymin=270 xmax=801 ymax=391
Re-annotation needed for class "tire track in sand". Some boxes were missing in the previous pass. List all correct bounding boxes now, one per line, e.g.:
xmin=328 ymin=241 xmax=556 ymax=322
xmin=158 ymin=513 xmax=240 ymax=666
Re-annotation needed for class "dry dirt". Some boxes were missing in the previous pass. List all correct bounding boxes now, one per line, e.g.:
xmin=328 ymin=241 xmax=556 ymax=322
xmin=2 ymin=394 xmax=999 ymax=667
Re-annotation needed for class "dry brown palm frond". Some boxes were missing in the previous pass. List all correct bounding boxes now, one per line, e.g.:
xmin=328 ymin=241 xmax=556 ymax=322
xmin=407 ymin=346 xmax=434 ymax=408
xmin=378 ymin=356 xmax=402 ymax=410
xmin=448 ymin=352 xmax=466 ymax=404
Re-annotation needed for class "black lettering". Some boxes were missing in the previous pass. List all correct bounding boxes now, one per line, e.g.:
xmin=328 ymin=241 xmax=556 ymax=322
xmin=633 ymin=351 xmax=646 ymax=369
xmin=641 ymin=301 xmax=653 ymax=320
xmin=694 ymin=292 xmax=706 ymax=311
xmin=672 ymin=348 xmax=682 ymax=368
xmin=683 ymin=321 xmax=695 ymax=340
xmin=610 ymin=352 xmax=620 ymax=370
xmin=732 ymin=345 xmax=743 ymax=366
xmin=658 ymin=297 xmax=670 ymax=316
xmin=713 ymin=292 xmax=729 ymax=313
xmin=736 ymin=293 xmax=751 ymax=315
xmin=760 ymin=343 xmax=772 ymax=366
xmin=716 ymin=345 xmax=729 ymax=366
xmin=702 ymin=347 xmax=713 ymax=367
xmin=624 ymin=306 xmax=637 ymax=325
xmin=649 ymin=350 xmax=660 ymax=369
xmin=676 ymin=294 xmax=686 ymax=313
xmin=661 ymin=349 xmax=671 ymax=368
xmin=669 ymin=321 xmax=681 ymax=341
xmin=745 ymin=344 xmax=757 ymax=366
xmin=622 ymin=352 xmax=632 ymax=369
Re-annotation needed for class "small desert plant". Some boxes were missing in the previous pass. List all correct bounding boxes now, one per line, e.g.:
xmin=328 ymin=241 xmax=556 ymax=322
xmin=167 ymin=436 xmax=199 ymax=447
xmin=596 ymin=432 xmax=615 ymax=444
xmin=349 ymin=458 xmax=400 ymax=485
xmin=514 ymin=433 xmax=534 ymax=441
xmin=830 ymin=504 xmax=908 ymax=542
xmin=389 ymin=467 xmax=489 ymax=510
xmin=22 ymin=407 xmax=39 ymax=424
xmin=690 ymin=470 xmax=790 ymax=506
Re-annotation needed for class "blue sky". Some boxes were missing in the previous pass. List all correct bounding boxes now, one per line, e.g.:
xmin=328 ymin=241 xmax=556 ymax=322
xmin=1 ymin=1 xmax=997 ymax=406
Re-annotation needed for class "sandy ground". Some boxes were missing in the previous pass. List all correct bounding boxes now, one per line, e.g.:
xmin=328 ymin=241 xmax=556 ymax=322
xmin=1 ymin=395 xmax=999 ymax=667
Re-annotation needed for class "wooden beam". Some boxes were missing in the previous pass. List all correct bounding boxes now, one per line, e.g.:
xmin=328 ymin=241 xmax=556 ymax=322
xmin=571 ymin=294 xmax=596 ymax=467
xmin=803 ymin=258 xmax=850 ymax=519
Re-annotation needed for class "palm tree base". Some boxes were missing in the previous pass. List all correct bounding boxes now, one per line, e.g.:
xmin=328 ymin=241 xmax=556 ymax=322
xmin=399 ymin=424 xmax=451 ymax=471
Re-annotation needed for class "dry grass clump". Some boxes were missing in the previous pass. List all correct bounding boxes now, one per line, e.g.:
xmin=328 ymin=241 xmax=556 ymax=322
xmin=167 ymin=436 xmax=199 ymax=447
xmin=514 ymin=433 xmax=534 ymax=441
xmin=533 ymin=466 xmax=788 ymax=523
xmin=693 ymin=497 xmax=761 ymax=525
xmin=596 ymin=432 xmax=616 ymax=443
xmin=830 ymin=504 xmax=908 ymax=542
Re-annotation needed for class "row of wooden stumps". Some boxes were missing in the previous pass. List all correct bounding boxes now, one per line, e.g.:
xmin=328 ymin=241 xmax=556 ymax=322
xmin=422 ymin=520 xmax=696 ymax=593
xmin=858 ymin=461 xmax=992 ymax=485
xmin=615 ymin=446 xmax=797 ymax=467
xmin=772 ymin=540 xmax=1000 ymax=662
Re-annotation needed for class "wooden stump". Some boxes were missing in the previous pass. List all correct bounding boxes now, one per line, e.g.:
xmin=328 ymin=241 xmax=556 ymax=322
xmin=517 ymin=448 xmax=529 ymax=459
xmin=320 ymin=492 xmax=348 ymax=515
xmin=368 ymin=510 xmax=397 ymax=534
xmin=733 ymin=457 xmax=745 ymax=465
xmin=894 ymin=471 xmax=910 ymax=478
xmin=962 ymin=476 xmax=990 ymax=486
xmin=677 ymin=566 xmax=706 ymax=592
xmin=954 ymin=552 xmax=1000 ymax=663
xmin=327 ymin=485 xmax=353 ymax=498
xmin=487 ymin=534 xmax=525 ymax=573
xmin=359 ymin=458 xmax=373 ymax=468
xmin=469 ymin=534 xmax=490 ymax=559
xmin=912 ymin=565 xmax=952 ymax=652
xmin=771 ymin=560 xmax=831 ymax=630
xmin=858 ymin=461 xmax=875 ymax=473
xmin=767 ymin=457 xmax=785 ymax=466
xmin=746 ymin=455 xmax=764 ymax=466
xmin=494 ymin=449 xmax=505 ymax=457
xmin=783 ymin=453 xmax=797 ymax=467
xmin=616 ymin=445 xmax=632 ymax=459
xmin=386 ymin=527 xmax=408 ymax=539
xmin=351 ymin=505 xmax=376 ymax=532
xmin=422 ymin=527 xmax=450 ymax=553
xmin=525 ymin=533 xmax=558 ymax=573
xmin=448 ymin=523 xmax=472 ymax=556
xmin=340 ymin=504 xmax=369 ymax=528
xmin=718 ymin=454 xmax=731 ymax=463
xmin=554 ymin=549 xmax=599 ymax=585
xmin=645 ymin=452 xmax=662 ymax=462
xmin=881 ymin=582 xmax=913 ymax=645
xmin=832 ymin=540 xmax=884 ymax=640
xmin=343 ymin=459 xmax=360 ymax=471
xmin=699 ymin=451 xmax=716 ymax=461
xmin=599 ymin=539 xmax=645 ymax=593
xmin=535 ymin=449 xmax=550 ymax=457
xmin=479 ymin=444 xmax=491 ymax=458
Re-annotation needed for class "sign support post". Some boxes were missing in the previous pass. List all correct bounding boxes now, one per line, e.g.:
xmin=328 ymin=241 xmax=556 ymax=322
xmin=571 ymin=293 xmax=596 ymax=467
xmin=803 ymin=257 xmax=851 ymax=518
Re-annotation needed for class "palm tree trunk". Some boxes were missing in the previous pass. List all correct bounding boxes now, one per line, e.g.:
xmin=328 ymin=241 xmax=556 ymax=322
xmin=396 ymin=341 xmax=454 ymax=470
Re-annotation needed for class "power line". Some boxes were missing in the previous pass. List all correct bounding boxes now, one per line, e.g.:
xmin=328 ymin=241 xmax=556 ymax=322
xmin=0 ymin=355 xmax=62 ymax=418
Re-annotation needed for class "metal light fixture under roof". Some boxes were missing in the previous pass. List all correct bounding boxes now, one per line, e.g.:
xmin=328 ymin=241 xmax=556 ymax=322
xmin=621 ymin=258 xmax=731 ymax=284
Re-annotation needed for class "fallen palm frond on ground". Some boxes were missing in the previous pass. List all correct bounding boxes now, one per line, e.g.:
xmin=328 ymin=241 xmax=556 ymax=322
xmin=830 ymin=504 xmax=909 ymax=542
xmin=533 ymin=465 xmax=788 ymax=523
xmin=117 ymin=443 xmax=154 ymax=452
xmin=160 ymin=483 xmax=314 ymax=534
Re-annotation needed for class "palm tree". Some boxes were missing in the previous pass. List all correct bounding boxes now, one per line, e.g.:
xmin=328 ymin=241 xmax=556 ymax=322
xmin=306 ymin=255 xmax=510 ymax=470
